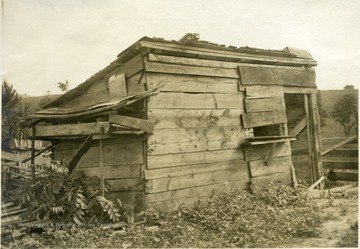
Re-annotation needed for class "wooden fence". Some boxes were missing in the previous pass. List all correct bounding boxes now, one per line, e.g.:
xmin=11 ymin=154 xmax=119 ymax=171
xmin=321 ymin=136 xmax=358 ymax=182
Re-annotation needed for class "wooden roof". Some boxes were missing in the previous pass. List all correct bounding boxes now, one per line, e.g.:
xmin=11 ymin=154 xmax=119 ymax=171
xmin=43 ymin=34 xmax=317 ymax=109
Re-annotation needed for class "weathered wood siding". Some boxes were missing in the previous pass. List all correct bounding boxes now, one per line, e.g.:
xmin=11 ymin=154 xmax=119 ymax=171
xmin=144 ymin=53 xmax=251 ymax=209
xmin=54 ymin=136 xmax=146 ymax=211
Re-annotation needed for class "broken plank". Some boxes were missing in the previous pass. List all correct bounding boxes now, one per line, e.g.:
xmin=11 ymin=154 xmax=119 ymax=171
xmin=249 ymin=156 xmax=292 ymax=178
xmin=148 ymin=92 xmax=244 ymax=109
xmin=245 ymin=97 xmax=286 ymax=113
xmin=147 ymin=148 xmax=244 ymax=169
xmin=109 ymin=114 xmax=155 ymax=134
xmin=239 ymin=64 xmax=316 ymax=87
xmin=242 ymin=110 xmax=288 ymax=128
xmin=34 ymin=122 xmax=111 ymax=137
xmin=145 ymin=61 xmax=239 ymax=78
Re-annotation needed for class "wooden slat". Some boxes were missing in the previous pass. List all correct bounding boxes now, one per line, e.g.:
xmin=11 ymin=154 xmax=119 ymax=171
xmin=148 ymin=109 xmax=242 ymax=129
xmin=245 ymin=97 xmax=286 ymax=113
xmin=146 ymin=73 xmax=239 ymax=93
xmin=108 ymin=73 xmax=127 ymax=100
xmin=242 ymin=110 xmax=287 ymax=128
xmin=321 ymin=136 xmax=357 ymax=156
xmin=249 ymin=156 xmax=292 ymax=177
xmin=247 ymin=138 xmax=296 ymax=145
xmin=147 ymin=148 xmax=244 ymax=169
xmin=334 ymin=172 xmax=358 ymax=182
xmin=145 ymin=160 xmax=249 ymax=193
xmin=145 ymin=159 xmax=246 ymax=179
xmin=145 ymin=61 xmax=239 ymax=78
xmin=106 ymin=178 xmax=143 ymax=191
xmin=245 ymin=141 xmax=291 ymax=161
xmin=148 ymin=127 xmax=251 ymax=155
xmin=80 ymin=164 xmax=141 ymax=179
xmin=246 ymin=85 xmax=284 ymax=98
xmin=34 ymin=122 xmax=111 ymax=137
xmin=239 ymin=64 xmax=316 ymax=87
xmin=109 ymin=114 xmax=155 ymax=134
xmin=289 ymin=117 xmax=307 ymax=136
xmin=103 ymin=141 xmax=144 ymax=166
xmin=69 ymin=135 xmax=94 ymax=172
xmin=148 ymin=92 xmax=244 ymax=109
xmin=322 ymin=158 xmax=358 ymax=170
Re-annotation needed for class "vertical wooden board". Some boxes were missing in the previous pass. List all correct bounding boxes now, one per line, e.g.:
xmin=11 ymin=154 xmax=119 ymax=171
xmin=148 ymin=109 xmax=242 ymax=129
xmin=148 ymin=92 xmax=244 ymax=109
xmin=244 ymin=97 xmax=286 ymax=113
xmin=108 ymin=73 xmax=127 ymax=99
xmin=103 ymin=141 xmax=144 ymax=166
xmin=242 ymin=110 xmax=288 ymax=128
xmin=244 ymin=141 xmax=291 ymax=161
xmin=239 ymin=64 xmax=316 ymax=87
xmin=147 ymin=148 xmax=244 ymax=169
xmin=249 ymin=156 xmax=292 ymax=177
xmin=246 ymin=85 xmax=284 ymax=98
xmin=146 ymin=73 xmax=239 ymax=93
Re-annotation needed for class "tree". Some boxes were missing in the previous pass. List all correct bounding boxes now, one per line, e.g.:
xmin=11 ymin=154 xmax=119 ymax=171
xmin=2 ymin=79 xmax=29 ymax=151
xmin=57 ymin=79 xmax=69 ymax=92
xmin=331 ymin=93 xmax=357 ymax=136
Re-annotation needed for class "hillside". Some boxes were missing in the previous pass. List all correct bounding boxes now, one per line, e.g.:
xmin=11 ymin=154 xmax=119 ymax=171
xmin=319 ymin=88 xmax=358 ymax=138
xmin=21 ymin=94 xmax=61 ymax=113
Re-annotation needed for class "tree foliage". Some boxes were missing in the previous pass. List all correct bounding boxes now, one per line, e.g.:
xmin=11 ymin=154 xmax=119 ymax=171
xmin=331 ymin=93 xmax=357 ymax=136
xmin=1 ymin=79 xmax=29 ymax=151
xmin=57 ymin=79 xmax=69 ymax=93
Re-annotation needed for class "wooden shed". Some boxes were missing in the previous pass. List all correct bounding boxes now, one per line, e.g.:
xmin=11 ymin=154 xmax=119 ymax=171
xmin=26 ymin=33 xmax=323 ymax=212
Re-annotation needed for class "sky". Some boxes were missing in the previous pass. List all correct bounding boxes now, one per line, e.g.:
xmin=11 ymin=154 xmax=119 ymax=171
xmin=1 ymin=0 xmax=360 ymax=96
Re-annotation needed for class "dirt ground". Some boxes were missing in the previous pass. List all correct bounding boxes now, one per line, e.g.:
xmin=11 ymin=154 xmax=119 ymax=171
xmin=276 ymin=198 xmax=358 ymax=248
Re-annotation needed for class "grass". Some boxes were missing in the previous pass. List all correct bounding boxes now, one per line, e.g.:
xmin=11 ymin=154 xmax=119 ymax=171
xmin=4 ymin=184 xmax=330 ymax=248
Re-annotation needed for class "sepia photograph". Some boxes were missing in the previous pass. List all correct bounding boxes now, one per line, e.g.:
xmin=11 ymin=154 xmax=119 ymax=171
xmin=1 ymin=0 xmax=359 ymax=248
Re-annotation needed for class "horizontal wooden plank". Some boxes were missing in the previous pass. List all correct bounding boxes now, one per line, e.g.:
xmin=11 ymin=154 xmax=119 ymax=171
xmin=109 ymin=114 xmax=155 ymax=134
xmin=147 ymin=148 xmax=244 ymax=169
xmin=145 ymin=160 xmax=249 ymax=193
xmin=103 ymin=141 xmax=144 ymax=166
xmin=148 ymin=109 xmax=242 ymax=129
xmin=106 ymin=178 xmax=144 ymax=191
xmin=246 ymin=85 xmax=284 ymax=98
xmin=145 ymin=159 xmax=247 ymax=179
xmin=146 ymin=181 xmax=249 ymax=208
xmin=245 ymin=141 xmax=291 ymax=161
xmin=249 ymin=156 xmax=292 ymax=177
xmin=247 ymin=138 xmax=296 ymax=145
xmin=146 ymin=73 xmax=239 ymax=93
xmin=1 ymin=152 xmax=28 ymax=162
xmin=145 ymin=61 xmax=239 ymax=78
xmin=34 ymin=122 xmax=111 ymax=137
xmin=282 ymin=86 xmax=317 ymax=94
xmin=242 ymin=110 xmax=287 ymax=128
xmin=334 ymin=172 xmax=358 ymax=182
xmin=148 ymin=92 xmax=244 ymax=109
xmin=147 ymin=127 xmax=251 ymax=155
xmin=245 ymin=97 xmax=285 ymax=113
xmin=251 ymin=172 xmax=291 ymax=191
xmin=239 ymin=64 xmax=316 ymax=87
xmin=79 ymin=164 xmax=141 ymax=179
xmin=322 ymin=157 xmax=358 ymax=170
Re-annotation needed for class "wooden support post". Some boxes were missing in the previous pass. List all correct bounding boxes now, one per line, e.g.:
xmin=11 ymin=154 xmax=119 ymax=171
xmin=68 ymin=135 xmax=94 ymax=172
xmin=304 ymin=95 xmax=315 ymax=183
xmin=309 ymin=93 xmax=324 ymax=190
xmin=99 ymin=139 xmax=105 ymax=223
xmin=266 ymin=143 xmax=277 ymax=166
xmin=31 ymin=127 xmax=35 ymax=180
